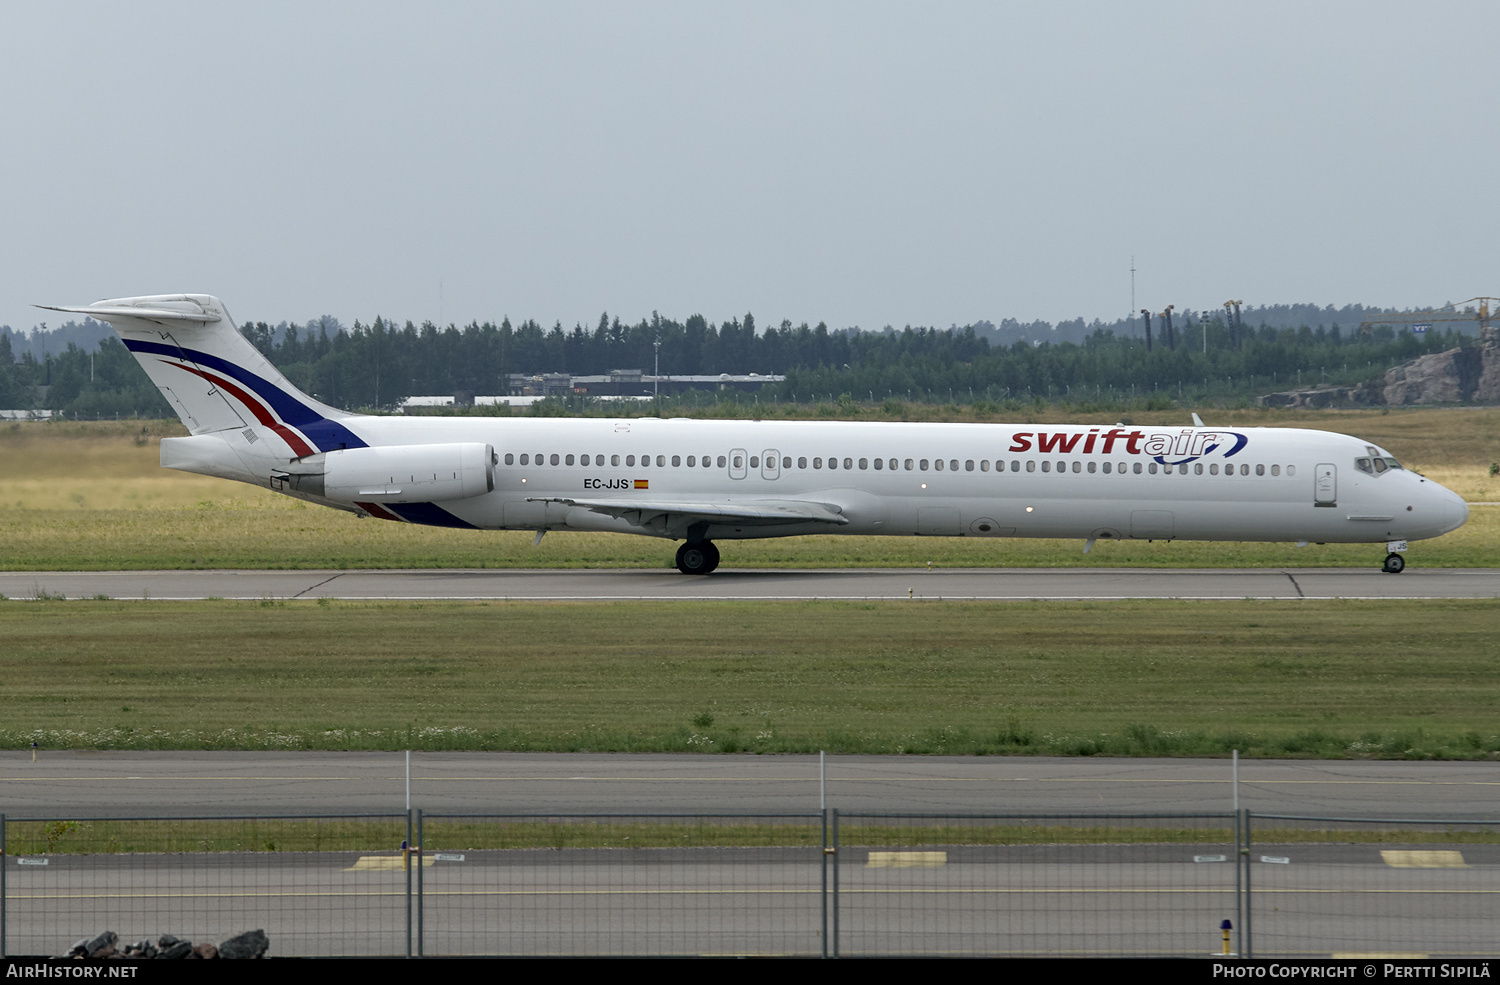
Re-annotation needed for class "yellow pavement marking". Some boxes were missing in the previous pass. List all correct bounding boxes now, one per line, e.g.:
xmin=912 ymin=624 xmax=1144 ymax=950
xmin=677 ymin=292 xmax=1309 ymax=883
xmin=1334 ymin=953 xmax=1430 ymax=959
xmin=347 ymin=855 xmax=433 ymax=870
xmin=1381 ymin=849 xmax=1467 ymax=868
xmin=867 ymin=851 xmax=947 ymax=868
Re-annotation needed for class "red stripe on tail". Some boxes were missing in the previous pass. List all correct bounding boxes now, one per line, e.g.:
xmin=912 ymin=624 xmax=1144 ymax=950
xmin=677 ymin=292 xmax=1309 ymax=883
xmin=169 ymin=362 xmax=316 ymax=457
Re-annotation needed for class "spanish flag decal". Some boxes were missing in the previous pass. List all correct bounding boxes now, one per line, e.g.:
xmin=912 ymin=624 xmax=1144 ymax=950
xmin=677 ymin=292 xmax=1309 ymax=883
xmin=634 ymin=479 xmax=649 ymax=489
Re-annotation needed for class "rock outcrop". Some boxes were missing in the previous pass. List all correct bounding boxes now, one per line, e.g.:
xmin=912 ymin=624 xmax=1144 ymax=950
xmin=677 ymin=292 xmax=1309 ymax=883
xmin=1258 ymin=339 xmax=1500 ymax=407
xmin=1383 ymin=341 xmax=1500 ymax=405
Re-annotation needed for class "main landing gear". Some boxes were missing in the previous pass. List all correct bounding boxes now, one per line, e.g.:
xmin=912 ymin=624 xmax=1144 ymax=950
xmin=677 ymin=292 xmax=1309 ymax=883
xmin=675 ymin=541 xmax=720 ymax=575
xmin=1382 ymin=539 xmax=1408 ymax=574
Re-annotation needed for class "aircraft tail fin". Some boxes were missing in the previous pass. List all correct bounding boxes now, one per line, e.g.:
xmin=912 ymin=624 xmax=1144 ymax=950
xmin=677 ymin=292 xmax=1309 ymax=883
xmin=37 ymin=294 xmax=367 ymax=456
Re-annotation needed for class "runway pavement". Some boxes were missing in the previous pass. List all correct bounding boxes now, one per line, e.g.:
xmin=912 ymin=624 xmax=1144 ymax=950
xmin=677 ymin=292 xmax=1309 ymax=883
xmin=3 ymin=566 xmax=1498 ymax=599
xmin=7 ymin=824 xmax=1498 ymax=956
xmin=4 ymin=752 xmax=1499 ymax=818
xmin=8 ymin=753 xmax=1499 ymax=957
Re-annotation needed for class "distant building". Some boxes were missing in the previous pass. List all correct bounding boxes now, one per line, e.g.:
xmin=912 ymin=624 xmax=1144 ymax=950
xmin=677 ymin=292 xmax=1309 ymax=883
xmin=398 ymin=395 xmax=547 ymax=412
xmin=507 ymin=370 xmax=785 ymax=398
xmin=400 ymin=369 xmax=785 ymax=413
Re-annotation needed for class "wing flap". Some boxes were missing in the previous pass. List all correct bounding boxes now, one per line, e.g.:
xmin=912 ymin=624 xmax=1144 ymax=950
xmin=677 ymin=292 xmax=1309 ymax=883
xmin=528 ymin=496 xmax=848 ymax=528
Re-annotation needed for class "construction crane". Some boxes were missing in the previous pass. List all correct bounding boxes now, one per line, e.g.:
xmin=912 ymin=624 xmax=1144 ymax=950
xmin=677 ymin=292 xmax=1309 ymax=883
xmin=1357 ymin=297 xmax=1497 ymax=342
xmin=1223 ymin=300 xmax=1245 ymax=350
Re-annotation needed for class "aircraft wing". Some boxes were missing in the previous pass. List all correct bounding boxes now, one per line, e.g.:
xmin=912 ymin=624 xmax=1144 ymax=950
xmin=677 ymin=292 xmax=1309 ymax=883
xmin=528 ymin=496 xmax=849 ymax=528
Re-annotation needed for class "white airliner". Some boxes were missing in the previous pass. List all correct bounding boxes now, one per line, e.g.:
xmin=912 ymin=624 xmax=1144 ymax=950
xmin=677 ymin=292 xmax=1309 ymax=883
xmin=41 ymin=294 xmax=1469 ymax=575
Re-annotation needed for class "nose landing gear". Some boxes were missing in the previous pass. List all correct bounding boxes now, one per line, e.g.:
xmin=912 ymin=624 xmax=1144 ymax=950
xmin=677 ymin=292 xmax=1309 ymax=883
xmin=675 ymin=540 xmax=720 ymax=575
xmin=1381 ymin=540 xmax=1408 ymax=574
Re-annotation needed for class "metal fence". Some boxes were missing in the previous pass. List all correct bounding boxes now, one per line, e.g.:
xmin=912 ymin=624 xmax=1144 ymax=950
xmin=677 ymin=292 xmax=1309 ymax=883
xmin=2 ymin=810 xmax=1496 ymax=957
xmin=416 ymin=813 xmax=826 ymax=957
xmin=1 ymin=814 xmax=414 ymax=957
xmin=1243 ymin=813 xmax=1500 ymax=959
xmin=832 ymin=812 xmax=1239 ymax=958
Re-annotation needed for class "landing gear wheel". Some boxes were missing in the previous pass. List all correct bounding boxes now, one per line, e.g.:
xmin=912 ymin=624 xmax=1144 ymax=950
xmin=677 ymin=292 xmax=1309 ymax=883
xmin=676 ymin=541 xmax=720 ymax=575
xmin=1382 ymin=552 xmax=1406 ymax=574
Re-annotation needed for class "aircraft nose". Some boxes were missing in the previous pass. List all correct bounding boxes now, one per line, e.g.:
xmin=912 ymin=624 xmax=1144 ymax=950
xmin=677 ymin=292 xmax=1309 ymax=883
xmin=1445 ymin=490 xmax=1470 ymax=533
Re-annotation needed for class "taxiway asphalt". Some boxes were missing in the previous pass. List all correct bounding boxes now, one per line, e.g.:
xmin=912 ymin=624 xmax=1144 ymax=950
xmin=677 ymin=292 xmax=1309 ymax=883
xmin=3 ymin=566 xmax=1498 ymax=600
xmin=4 ymin=752 xmax=1498 ymax=819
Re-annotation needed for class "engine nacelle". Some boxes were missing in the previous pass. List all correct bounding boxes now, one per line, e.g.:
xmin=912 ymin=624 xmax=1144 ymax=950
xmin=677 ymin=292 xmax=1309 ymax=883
xmin=272 ymin=442 xmax=495 ymax=503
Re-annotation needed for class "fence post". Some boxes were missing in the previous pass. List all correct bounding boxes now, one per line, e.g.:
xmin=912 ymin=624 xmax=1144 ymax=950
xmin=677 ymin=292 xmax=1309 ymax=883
xmin=1234 ymin=807 xmax=1244 ymax=957
xmin=405 ymin=809 xmax=414 ymax=959
xmin=1242 ymin=809 xmax=1253 ymax=958
xmin=1 ymin=812 xmax=6 ymax=958
xmin=831 ymin=808 xmax=840 ymax=958
xmin=820 ymin=808 xmax=828 ymax=959
xmin=416 ymin=809 xmax=424 ymax=958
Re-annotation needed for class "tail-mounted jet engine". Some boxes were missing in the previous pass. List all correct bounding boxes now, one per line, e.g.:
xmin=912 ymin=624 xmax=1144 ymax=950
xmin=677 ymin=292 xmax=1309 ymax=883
xmin=271 ymin=442 xmax=495 ymax=503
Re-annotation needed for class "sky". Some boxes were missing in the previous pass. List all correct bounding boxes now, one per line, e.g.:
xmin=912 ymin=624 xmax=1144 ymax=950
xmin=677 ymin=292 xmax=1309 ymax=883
xmin=4 ymin=1 xmax=1498 ymax=335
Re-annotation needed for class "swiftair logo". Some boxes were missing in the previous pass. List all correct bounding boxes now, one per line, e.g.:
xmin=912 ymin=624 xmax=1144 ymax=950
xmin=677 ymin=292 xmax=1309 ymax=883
xmin=1141 ymin=429 xmax=1248 ymax=465
xmin=1008 ymin=428 xmax=1249 ymax=465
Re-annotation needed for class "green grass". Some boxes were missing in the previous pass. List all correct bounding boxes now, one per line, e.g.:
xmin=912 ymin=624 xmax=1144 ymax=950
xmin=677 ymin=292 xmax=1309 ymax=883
xmin=12 ymin=817 xmax=1498 ymax=855
xmin=4 ymin=818 xmax=821 ymax=854
xmin=2 ymin=598 xmax=1497 ymax=758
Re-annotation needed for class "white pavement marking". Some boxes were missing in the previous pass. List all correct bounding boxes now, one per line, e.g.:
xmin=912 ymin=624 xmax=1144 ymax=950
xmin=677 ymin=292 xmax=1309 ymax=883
xmin=2 ymin=568 xmax=1497 ymax=600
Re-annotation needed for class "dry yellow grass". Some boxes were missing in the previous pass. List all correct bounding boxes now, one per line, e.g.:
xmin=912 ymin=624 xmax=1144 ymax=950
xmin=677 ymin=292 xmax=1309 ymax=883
xmin=0 ymin=425 xmax=241 ymax=511
xmin=0 ymin=409 xmax=1494 ymax=570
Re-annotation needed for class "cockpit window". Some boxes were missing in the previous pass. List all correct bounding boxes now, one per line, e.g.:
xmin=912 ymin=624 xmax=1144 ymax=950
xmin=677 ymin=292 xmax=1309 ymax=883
xmin=1357 ymin=452 xmax=1404 ymax=475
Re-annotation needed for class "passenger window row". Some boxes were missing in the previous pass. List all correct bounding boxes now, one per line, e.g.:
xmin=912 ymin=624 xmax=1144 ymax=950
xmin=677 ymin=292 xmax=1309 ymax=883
xmin=504 ymin=453 xmax=726 ymax=468
xmin=501 ymin=451 xmax=1294 ymax=478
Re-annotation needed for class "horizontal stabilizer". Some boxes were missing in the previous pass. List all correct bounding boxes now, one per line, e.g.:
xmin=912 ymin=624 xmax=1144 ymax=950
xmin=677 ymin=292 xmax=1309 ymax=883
xmin=37 ymin=294 xmax=366 ymax=454
xmin=36 ymin=302 xmax=219 ymax=326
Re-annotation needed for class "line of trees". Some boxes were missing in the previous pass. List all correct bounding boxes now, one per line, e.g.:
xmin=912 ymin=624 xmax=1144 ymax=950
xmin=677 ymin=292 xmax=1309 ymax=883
xmin=776 ymin=320 xmax=1456 ymax=407
xmin=0 ymin=309 xmax=1477 ymax=419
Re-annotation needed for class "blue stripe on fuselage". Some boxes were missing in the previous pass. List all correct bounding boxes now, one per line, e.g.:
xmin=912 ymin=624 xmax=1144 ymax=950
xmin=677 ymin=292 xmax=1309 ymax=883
xmin=123 ymin=338 xmax=368 ymax=451
xmin=385 ymin=502 xmax=479 ymax=529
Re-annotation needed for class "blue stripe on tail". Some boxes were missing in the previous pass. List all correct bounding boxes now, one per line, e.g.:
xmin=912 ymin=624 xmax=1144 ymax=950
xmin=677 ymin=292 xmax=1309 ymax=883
xmin=123 ymin=339 xmax=368 ymax=451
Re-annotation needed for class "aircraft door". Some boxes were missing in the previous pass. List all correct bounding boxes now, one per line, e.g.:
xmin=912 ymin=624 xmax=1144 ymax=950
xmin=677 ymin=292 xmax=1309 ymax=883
xmin=1314 ymin=463 xmax=1337 ymax=506
xmin=729 ymin=448 xmax=747 ymax=480
xmin=761 ymin=449 xmax=780 ymax=480
xmin=1130 ymin=510 xmax=1175 ymax=539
